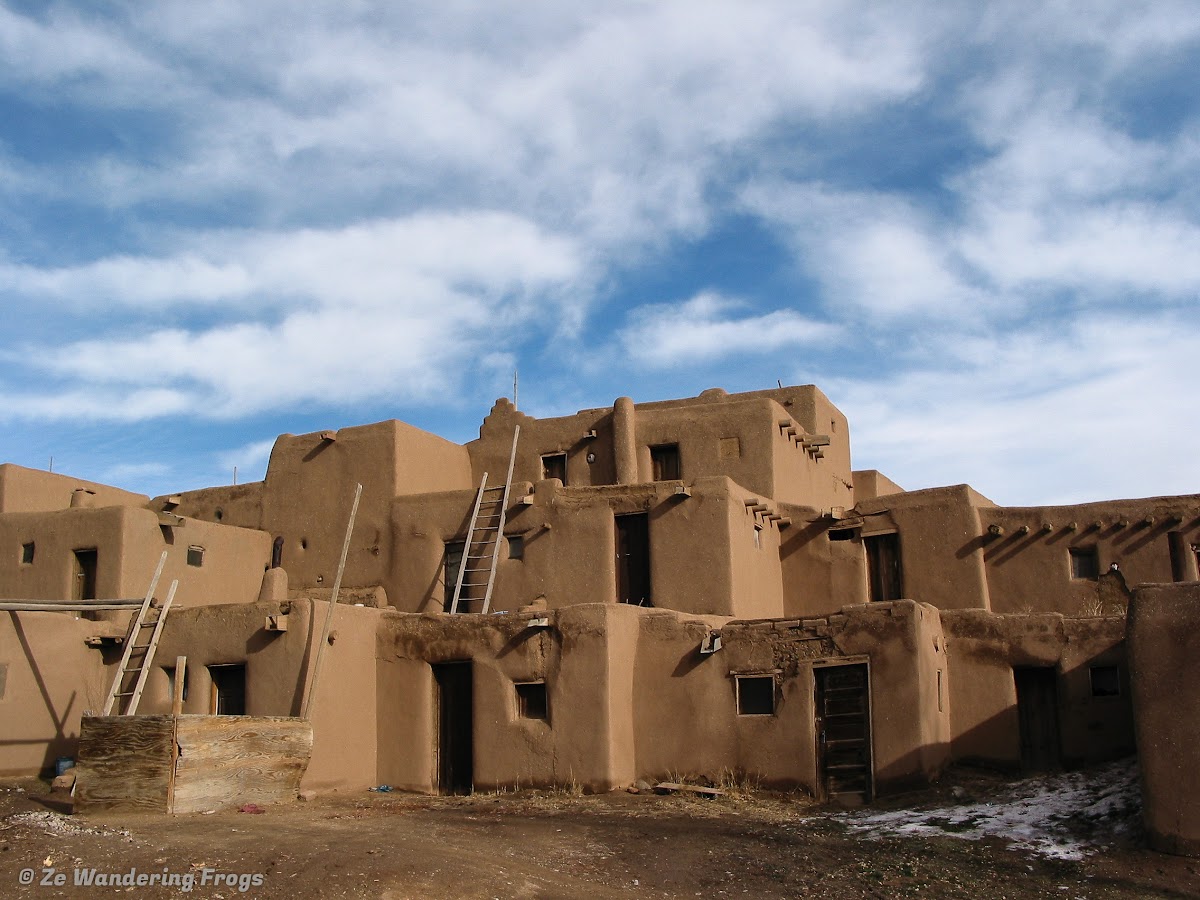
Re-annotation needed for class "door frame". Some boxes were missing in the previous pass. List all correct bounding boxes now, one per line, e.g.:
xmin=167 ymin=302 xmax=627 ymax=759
xmin=812 ymin=657 xmax=874 ymax=803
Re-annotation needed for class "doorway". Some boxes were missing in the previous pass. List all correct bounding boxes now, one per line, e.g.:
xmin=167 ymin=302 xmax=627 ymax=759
xmin=208 ymin=664 xmax=246 ymax=715
xmin=864 ymin=533 xmax=903 ymax=602
xmin=1014 ymin=667 xmax=1061 ymax=772
xmin=433 ymin=662 xmax=473 ymax=795
xmin=814 ymin=663 xmax=873 ymax=803
xmin=72 ymin=548 xmax=98 ymax=602
xmin=615 ymin=513 xmax=651 ymax=606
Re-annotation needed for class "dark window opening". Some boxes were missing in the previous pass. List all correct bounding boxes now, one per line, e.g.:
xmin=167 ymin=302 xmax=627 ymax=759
xmin=0 ymin=662 xmax=7 ymax=700
xmin=214 ymin=508 xmax=224 ymax=522
xmin=828 ymin=529 xmax=856 ymax=542
xmin=736 ymin=675 xmax=775 ymax=716
xmin=72 ymin=549 xmax=98 ymax=602
xmin=1090 ymin=665 xmax=1121 ymax=697
xmin=515 ymin=681 xmax=548 ymax=720
xmin=541 ymin=453 xmax=567 ymax=484
xmin=650 ymin=444 xmax=681 ymax=481
xmin=186 ymin=545 xmax=205 ymax=567
xmin=443 ymin=541 xmax=465 ymax=611
xmin=1070 ymin=546 xmax=1100 ymax=580
xmin=864 ymin=533 xmax=903 ymax=602
xmin=20 ymin=542 xmax=34 ymax=564
xmin=271 ymin=536 xmax=284 ymax=569
xmin=507 ymin=535 xmax=524 ymax=560
xmin=209 ymin=664 xmax=246 ymax=715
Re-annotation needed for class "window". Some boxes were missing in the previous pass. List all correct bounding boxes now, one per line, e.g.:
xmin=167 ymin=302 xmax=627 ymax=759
xmin=719 ymin=437 xmax=741 ymax=460
xmin=650 ymin=444 xmax=681 ymax=481
xmin=20 ymin=542 xmax=34 ymax=564
xmin=186 ymin=545 xmax=205 ymax=567
xmin=0 ymin=662 xmax=7 ymax=700
xmin=1090 ymin=665 xmax=1120 ymax=698
xmin=507 ymin=535 xmax=524 ymax=560
xmin=1070 ymin=547 xmax=1100 ymax=580
xmin=515 ymin=681 xmax=548 ymax=720
xmin=828 ymin=529 xmax=856 ymax=542
xmin=937 ymin=670 xmax=944 ymax=712
xmin=736 ymin=675 xmax=775 ymax=716
xmin=541 ymin=453 xmax=567 ymax=484
xmin=443 ymin=541 xmax=465 ymax=611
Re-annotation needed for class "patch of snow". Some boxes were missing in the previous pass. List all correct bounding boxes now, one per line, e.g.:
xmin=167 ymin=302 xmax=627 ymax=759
xmin=6 ymin=810 xmax=133 ymax=841
xmin=833 ymin=758 xmax=1141 ymax=860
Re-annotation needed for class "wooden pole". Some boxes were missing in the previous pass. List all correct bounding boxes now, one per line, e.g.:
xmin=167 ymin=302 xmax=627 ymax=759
xmin=171 ymin=656 xmax=187 ymax=715
xmin=301 ymin=483 xmax=362 ymax=722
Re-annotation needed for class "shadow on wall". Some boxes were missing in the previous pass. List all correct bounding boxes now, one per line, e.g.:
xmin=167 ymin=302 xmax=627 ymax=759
xmin=4 ymin=613 xmax=79 ymax=773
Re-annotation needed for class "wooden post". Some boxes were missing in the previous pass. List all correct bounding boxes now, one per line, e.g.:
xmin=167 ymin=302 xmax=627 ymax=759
xmin=171 ymin=656 xmax=187 ymax=715
xmin=301 ymin=483 xmax=362 ymax=721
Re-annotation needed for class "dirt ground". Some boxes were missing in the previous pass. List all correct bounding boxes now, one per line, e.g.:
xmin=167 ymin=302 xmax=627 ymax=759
xmin=1 ymin=774 xmax=1198 ymax=900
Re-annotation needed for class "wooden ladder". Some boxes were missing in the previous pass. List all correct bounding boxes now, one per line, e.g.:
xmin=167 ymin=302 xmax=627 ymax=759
xmin=450 ymin=426 xmax=520 ymax=615
xmin=102 ymin=551 xmax=179 ymax=716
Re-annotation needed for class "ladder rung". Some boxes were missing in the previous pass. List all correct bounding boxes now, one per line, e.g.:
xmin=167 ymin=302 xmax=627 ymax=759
xmin=114 ymin=690 xmax=137 ymax=697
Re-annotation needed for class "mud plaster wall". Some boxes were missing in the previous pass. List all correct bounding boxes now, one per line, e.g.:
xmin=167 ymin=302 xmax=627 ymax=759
xmin=469 ymin=400 xmax=614 ymax=488
xmin=980 ymin=501 xmax=1200 ymax=615
xmin=136 ymin=600 xmax=383 ymax=791
xmin=0 ymin=612 xmax=109 ymax=775
xmin=940 ymin=612 xmax=1131 ymax=768
xmin=852 ymin=470 xmax=904 ymax=503
xmin=858 ymin=486 xmax=993 ymax=611
xmin=1128 ymin=582 xmax=1200 ymax=856
xmin=0 ymin=464 xmax=148 ymax=514
xmin=0 ymin=507 xmax=270 ymax=609
xmin=777 ymin=508 xmax=870 ymax=618
xmin=375 ymin=605 xmax=639 ymax=793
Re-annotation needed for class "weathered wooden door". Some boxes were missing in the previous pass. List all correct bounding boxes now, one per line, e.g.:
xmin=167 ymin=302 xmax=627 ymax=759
xmin=433 ymin=662 xmax=473 ymax=795
xmin=1014 ymin=667 xmax=1061 ymax=772
xmin=615 ymin=513 xmax=652 ymax=606
xmin=815 ymin=663 xmax=873 ymax=803
xmin=864 ymin=533 xmax=903 ymax=602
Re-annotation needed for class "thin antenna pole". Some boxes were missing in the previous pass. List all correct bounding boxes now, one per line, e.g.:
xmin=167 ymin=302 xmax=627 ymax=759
xmin=233 ymin=466 xmax=238 ymax=485
xmin=48 ymin=456 xmax=53 ymax=473
xmin=513 ymin=369 xmax=519 ymax=410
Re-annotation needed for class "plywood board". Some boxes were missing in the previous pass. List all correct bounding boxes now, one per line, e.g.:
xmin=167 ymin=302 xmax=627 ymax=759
xmin=172 ymin=716 xmax=313 ymax=814
xmin=74 ymin=715 xmax=176 ymax=814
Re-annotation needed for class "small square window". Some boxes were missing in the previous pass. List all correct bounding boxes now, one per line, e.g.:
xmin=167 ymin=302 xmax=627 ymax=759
xmin=650 ymin=444 xmax=681 ymax=481
xmin=507 ymin=535 xmax=524 ymax=560
xmin=541 ymin=453 xmax=567 ymax=484
xmin=515 ymin=681 xmax=548 ymax=720
xmin=1090 ymin=665 xmax=1120 ymax=697
xmin=187 ymin=545 xmax=205 ymax=567
xmin=719 ymin=437 xmax=741 ymax=460
xmin=736 ymin=675 xmax=775 ymax=716
xmin=20 ymin=542 xmax=34 ymax=564
xmin=1070 ymin=547 xmax=1099 ymax=580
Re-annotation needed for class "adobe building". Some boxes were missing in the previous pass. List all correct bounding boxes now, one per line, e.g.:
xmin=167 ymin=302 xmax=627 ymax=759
xmin=1 ymin=386 xmax=1197 ymax=832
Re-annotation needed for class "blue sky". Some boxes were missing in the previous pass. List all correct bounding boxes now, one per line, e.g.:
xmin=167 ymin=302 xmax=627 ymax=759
xmin=1 ymin=1 xmax=1198 ymax=506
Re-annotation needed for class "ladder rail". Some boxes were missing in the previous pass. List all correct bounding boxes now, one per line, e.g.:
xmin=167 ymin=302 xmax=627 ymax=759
xmin=449 ymin=472 xmax=489 ymax=614
xmin=102 ymin=551 xmax=167 ymax=715
xmin=481 ymin=425 xmax=520 ymax=614
xmin=123 ymin=579 xmax=177 ymax=716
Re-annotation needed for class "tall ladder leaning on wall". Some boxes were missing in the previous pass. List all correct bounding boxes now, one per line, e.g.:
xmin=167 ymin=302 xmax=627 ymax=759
xmin=449 ymin=425 xmax=520 ymax=615
xmin=102 ymin=550 xmax=179 ymax=716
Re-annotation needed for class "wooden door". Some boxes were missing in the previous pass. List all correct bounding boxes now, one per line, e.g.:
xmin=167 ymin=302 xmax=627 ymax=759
xmin=434 ymin=662 xmax=473 ymax=795
xmin=615 ymin=514 xmax=651 ymax=606
xmin=815 ymin=663 xmax=873 ymax=803
xmin=1014 ymin=667 xmax=1061 ymax=772
xmin=865 ymin=533 xmax=903 ymax=602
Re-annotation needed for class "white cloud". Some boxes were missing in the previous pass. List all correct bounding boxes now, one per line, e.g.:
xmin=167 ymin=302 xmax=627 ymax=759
xmin=620 ymin=291 xmax=838 ymax=367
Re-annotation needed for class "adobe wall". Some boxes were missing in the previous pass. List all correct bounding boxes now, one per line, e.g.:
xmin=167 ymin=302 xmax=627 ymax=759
xmin=376 ymin=604 xmax=643 ymax=793
xmin=1128 ymin=582 xmax=1200 ymax=856
xmin=941 ymin=611 xmax=1132 ymax=769
xmin=0 ymin=506 xmax=271 ymax=608
xmin=630 ymin=601 xmax=948 ymax=794
xmin=980 ymin=500 xmax=1200 ymax=614
xmin=0 ymin=612 xmax=110 ymax=775
xmin=852 ymin=470 xmax=904 ymax=503
xmin=136 ymin=599 xmax=385 ymax=792
xmin=389 ymin=477 xmax=784 ymax=618
xmin=778 ymin=507 xmax=870 ymax=617
xmin=0 ymin=464 xmax=148 ymax=514
xmin=857 ymin=485 xmax=994 ymax=611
